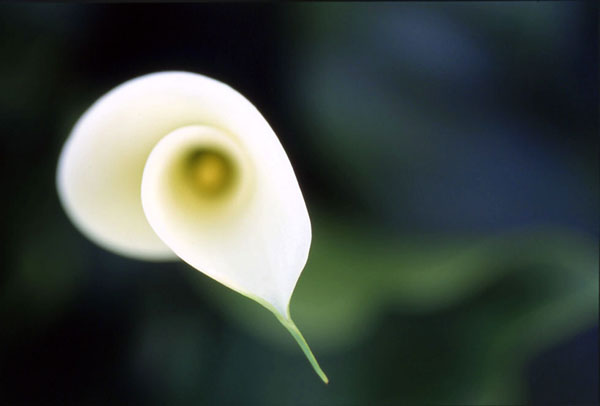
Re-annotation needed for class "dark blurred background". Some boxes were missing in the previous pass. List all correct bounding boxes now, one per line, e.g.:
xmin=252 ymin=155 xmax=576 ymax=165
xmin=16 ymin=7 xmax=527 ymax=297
xmin=0 ymin=3 xmax=597 ymax=405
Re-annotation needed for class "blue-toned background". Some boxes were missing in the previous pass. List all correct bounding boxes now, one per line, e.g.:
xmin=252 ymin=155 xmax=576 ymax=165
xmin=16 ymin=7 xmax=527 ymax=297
xmin=0 ymin=3 xmax=597 ymax=405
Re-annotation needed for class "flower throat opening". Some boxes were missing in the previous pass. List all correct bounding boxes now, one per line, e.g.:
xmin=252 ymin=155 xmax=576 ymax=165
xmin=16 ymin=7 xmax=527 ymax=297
xmin=185 ymin=148 xmax=236 ymax=198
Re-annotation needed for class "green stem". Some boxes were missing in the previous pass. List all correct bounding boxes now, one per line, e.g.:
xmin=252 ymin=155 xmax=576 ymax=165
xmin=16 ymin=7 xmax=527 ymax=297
xmin=274 ymin=313 xmax=329 ymax=384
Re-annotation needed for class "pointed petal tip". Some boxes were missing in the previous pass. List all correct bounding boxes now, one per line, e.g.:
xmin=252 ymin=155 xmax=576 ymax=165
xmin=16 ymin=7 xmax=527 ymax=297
xmin=273 ymin=312 xmax=329 ymax=384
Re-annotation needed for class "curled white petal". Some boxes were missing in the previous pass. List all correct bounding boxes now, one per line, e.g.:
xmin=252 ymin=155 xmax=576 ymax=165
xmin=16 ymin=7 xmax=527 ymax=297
xmin=56 ymin=76 xmax=180 ymax=260
xmin=57 ymin=71 xmax=327 ymax=382
xmin=141 ymin=122 xmax=310 ymax=315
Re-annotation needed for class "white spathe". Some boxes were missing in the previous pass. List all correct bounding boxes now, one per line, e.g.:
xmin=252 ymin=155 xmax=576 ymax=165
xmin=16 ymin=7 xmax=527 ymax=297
xmin=57 ymin=72 xmax=327 ymax=382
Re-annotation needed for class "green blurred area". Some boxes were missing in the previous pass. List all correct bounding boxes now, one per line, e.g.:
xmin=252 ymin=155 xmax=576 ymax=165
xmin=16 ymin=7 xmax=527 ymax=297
xmin=191 ymin=212 xmax=597 ymax=403
xmin=1 ymin=206 xmax=596 ymax=404
xmin=0 ymin=3 xmax=597 ymax=405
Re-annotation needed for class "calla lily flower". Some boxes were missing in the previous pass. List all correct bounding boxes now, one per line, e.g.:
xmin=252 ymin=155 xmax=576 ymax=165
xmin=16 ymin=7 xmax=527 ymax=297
xmin=57 ymin=71 xmax=328 ymax=383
